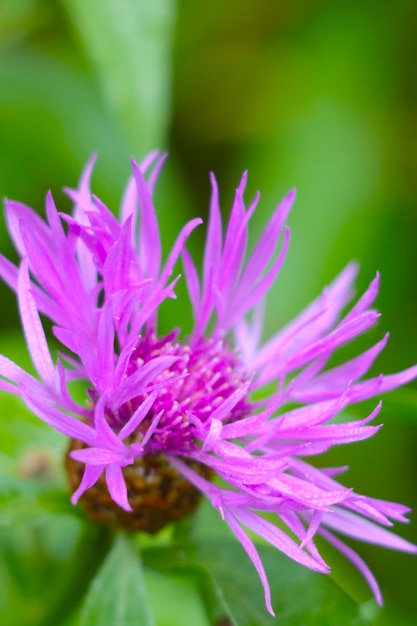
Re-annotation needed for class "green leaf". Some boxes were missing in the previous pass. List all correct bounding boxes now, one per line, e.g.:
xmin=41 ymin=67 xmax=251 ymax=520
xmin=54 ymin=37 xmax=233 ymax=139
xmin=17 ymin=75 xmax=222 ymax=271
xmin=145 ymin=569 xmax=211 ymax=626
xmin=62 ymin=0 xmax=176 ymax=152
xmin=0 ymin=0 xmax=38 ymax=49
xmin=143 ymin=539 xmax=370 ymax=626
xmin=78 ymin=533 xmax=155 ymax=626
xmin=0 ymin=513 xmax=111 ymax=626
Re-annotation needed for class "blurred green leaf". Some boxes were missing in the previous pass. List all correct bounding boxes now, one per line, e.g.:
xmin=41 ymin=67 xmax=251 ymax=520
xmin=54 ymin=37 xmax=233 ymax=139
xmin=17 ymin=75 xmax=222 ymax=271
xmin=0 ymin=514 xmax=111 ymax=626
xmin=78 ymin=533 xmax=155 ymax=626
xmin=0 ymin=515 xmax=82 ymax=626
xmin=0 ymin=50 xmax=128 ymax=211
xmin=145 ymin=569 xmax=211 ymax=626
xmin=143 ymin=538 xmax=370 ymax=626
xmin=0 ymin=0 xmax=39 ymax=49
xmin=62 ymin=0 xmax=176 ymax=152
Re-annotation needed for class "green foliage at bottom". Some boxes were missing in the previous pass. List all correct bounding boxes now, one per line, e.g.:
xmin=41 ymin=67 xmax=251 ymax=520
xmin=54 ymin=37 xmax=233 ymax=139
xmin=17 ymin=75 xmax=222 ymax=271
xmin=143 ymin=538 xmax=370 ymax=626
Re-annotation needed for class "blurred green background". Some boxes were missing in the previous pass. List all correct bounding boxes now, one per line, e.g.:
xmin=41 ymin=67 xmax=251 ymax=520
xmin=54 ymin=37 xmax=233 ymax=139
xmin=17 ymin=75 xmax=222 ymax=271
xmin=0 ymin=0 xmax=417 ymax=625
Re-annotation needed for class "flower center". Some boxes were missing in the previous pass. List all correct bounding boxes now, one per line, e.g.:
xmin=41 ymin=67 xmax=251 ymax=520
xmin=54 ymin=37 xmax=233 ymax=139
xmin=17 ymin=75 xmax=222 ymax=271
xmin=66 ymin=333 xmax=252 ymax=531
xmin=113 ymin=333 xmax=251 ymax=453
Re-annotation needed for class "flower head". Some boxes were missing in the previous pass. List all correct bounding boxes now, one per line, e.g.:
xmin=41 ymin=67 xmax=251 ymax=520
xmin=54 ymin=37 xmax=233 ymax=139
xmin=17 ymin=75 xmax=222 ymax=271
xmin=0 ymin=152 xmax=416 ymax=614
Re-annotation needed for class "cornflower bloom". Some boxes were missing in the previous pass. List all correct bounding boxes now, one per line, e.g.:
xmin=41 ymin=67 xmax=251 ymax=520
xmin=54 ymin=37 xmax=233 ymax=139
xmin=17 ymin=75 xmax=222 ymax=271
xmin=0 ymin=152 xmax=416 ymax=614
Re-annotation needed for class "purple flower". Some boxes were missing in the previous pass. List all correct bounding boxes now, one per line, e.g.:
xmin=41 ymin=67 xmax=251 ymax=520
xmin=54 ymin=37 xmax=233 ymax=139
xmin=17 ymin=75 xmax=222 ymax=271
xmin=0 ymin=152 xmax=416 ymax=614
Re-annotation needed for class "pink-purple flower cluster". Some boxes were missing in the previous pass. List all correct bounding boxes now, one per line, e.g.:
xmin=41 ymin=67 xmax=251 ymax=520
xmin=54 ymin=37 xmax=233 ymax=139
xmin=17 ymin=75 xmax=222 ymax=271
xmin=0 ymin=152 xmax=416 ymax=614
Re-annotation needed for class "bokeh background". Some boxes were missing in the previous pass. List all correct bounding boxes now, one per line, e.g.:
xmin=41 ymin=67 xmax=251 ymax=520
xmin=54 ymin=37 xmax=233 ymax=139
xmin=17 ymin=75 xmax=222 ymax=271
xmin=0 ymin=1 xmax=417 ymax=625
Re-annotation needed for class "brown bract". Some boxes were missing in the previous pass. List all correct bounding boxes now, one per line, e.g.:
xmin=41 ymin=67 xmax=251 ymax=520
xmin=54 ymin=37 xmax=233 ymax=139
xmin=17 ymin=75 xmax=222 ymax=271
xmin=65 ymin=438 xmax=211 ymax=533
